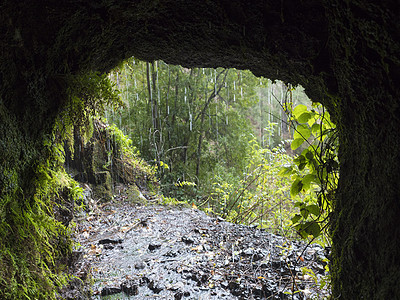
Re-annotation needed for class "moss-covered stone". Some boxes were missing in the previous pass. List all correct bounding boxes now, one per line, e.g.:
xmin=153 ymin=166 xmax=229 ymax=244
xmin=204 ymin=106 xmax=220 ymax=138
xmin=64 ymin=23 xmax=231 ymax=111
xmin=126 ymin=184 xmax=148 ymax=205
xmin=93 ymin=171 xmax=112 ymax=201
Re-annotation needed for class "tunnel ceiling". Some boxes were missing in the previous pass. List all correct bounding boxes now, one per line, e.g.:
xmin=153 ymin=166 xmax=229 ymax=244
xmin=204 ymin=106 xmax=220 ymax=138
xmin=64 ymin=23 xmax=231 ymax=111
xmin=0 ymin=1 xmax=337 ymax=108
xmin=1 ymin=0 xmax=398 ymax=121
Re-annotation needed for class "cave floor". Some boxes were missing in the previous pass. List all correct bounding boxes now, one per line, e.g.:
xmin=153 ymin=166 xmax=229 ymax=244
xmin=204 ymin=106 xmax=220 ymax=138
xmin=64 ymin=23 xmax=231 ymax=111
xmin=69 ymin=186 xmax=330 ymax=299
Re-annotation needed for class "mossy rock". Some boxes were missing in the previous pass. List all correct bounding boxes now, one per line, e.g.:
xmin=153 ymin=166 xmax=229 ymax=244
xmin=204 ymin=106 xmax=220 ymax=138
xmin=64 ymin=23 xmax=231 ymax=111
xmin=126 ymin=185 xmax=148 ymax=205
xmin=95 ymin=171 xmax=112 ymax=188
xmin=93 ymin=171 xmax=112 ymax=202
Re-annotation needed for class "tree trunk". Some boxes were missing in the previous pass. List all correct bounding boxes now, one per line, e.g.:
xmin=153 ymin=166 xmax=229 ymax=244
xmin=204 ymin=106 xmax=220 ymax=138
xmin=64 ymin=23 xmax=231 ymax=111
xmin=195 ymin=129 xmax=203 ymax=177
xmin=151 ymin=61 xmax=158 ymax=132
xmin=146 ymin=62 xmax=152 ymax=119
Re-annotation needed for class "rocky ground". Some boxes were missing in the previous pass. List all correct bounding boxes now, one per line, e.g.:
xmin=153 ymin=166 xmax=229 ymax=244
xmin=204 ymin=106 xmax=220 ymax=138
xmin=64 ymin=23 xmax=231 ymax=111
xmin=63 ymin=185 xmax=330 ymax=299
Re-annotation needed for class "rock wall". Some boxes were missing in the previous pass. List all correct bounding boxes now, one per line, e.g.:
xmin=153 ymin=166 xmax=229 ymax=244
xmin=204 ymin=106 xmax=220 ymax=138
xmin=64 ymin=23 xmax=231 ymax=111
xmin=65 ymin=119 xmax=157 ymax=201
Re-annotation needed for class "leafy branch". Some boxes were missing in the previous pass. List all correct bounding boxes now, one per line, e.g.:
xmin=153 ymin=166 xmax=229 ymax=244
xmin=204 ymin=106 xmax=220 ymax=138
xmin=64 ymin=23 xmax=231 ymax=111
xmin=281 ymin=102 xmax=338 ymax=240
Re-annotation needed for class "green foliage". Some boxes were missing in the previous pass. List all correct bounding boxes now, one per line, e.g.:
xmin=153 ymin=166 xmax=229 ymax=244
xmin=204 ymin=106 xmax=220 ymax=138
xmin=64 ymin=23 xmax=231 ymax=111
xmin=282 ymin=103 xmax=338 ymax=241
xmin=105 ymin=60 xmax=327 ymax=241
xmin=300 ymin=261 xmax=331 ymax=299
xmin=58 ymin=71 xmax=122 ymax=156
xmin=158 ymin=195 xmax=189 ymax=207
xmin=103 ymin=119 xmax=158 ymax=189
xmin=205 ymin=137 xmax=299 ymax=236
xmin=65 ymin=72 xmax=122 ymax=128
xmin=104 ymin=59 xmax=336 ymax=245
xmin=0 ymin=134 xmax=82 ymax=299
xmin=174 ymin=180 xmax=197 ymax=187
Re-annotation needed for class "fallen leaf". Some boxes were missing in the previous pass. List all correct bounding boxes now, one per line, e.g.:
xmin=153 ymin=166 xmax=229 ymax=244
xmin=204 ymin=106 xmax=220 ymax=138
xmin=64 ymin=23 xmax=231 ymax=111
xmin=191 ymin=245 xmax=203 ymax=252
xmin=120 ymin=225 xmax=134 ymax=233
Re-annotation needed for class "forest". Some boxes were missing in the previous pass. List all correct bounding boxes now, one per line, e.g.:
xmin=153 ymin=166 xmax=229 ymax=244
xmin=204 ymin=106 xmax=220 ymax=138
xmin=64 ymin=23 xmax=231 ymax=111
xmin=1 ymin=1 xmax=398 ymax=299
xmin=105 ymin=58 xmax=337 ymax=241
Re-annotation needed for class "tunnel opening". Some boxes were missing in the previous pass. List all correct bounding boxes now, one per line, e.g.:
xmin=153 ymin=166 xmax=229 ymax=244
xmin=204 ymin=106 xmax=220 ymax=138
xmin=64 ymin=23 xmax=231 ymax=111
xmin=0 ymin=1 xmax=399 ymax=299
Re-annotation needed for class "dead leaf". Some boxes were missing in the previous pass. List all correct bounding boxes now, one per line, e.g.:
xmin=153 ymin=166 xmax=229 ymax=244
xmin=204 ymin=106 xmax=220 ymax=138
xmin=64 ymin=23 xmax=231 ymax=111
xmin=191 ymin=245 xmax=203 ymax=252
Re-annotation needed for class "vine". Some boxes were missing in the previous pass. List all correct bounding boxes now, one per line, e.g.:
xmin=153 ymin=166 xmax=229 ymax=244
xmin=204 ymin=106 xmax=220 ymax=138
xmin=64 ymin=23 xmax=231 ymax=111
xmin=281 ymin=102 xmax=338 ymax=241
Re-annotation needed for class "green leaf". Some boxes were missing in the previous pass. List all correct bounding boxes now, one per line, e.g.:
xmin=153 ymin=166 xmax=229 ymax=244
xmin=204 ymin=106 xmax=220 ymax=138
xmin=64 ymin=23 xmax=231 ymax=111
xmin=294 ymin=154 xmax=306 ymax=164
xmin=278 ymin=166 xmax=293 ymax=177
xmin=294 ymin=224 xmax=309 ymax=238
xmin=307 ymin=115 xmax=318 ymax=127
xmin=294 ymin=201 xmax=303 ymax=208
xmin=295 ymin=222 xmax=321 ymax=238
xmin=305 ymin=150 xmax=314 ymax=160
xmin=293 ymin=104 xmax=308 ymax=118
xmin=302 ymin=174 xmax=315 ymax=190
xmin=304 ymin=221 xmax=321 ymax=238
xmin=301 ymin=148 xmax=310 ymax=156
xmin=300 ymin=207 xmax=309 ymax=219
xmin=291 ymin=138 xmax=304 ymax=150
xmin=294 ymin=125 xmax=311 ymax=140
xmin=290 ymin=178 xmax=303 ymax=197
xmin=298 ymin=162 xmax=307 ymax=171
xmin=311 ymin=123 xmax=321 ymax=135
xmin=298 ymin=112 xmax=312 ymax=123
xmin=291 ymin=214 xmax=302 ymax=224
xmin=306 ymin=204 xmax=320 ymax=216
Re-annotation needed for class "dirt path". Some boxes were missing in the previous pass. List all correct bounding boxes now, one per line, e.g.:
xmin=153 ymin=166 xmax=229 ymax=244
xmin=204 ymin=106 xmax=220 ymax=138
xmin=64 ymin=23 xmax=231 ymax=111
xmin=68 ymin=190 xmax=330 ymax=299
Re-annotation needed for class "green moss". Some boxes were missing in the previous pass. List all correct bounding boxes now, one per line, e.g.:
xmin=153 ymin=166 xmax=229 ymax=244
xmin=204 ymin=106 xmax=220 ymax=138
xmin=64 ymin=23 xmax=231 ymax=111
xmin=125 ymin=184 xmax=148 ymax=205
xmin=93 ymin=171 xmax=113 ymax=201
xmin=0 ymin=154 xmax=79 ymax=299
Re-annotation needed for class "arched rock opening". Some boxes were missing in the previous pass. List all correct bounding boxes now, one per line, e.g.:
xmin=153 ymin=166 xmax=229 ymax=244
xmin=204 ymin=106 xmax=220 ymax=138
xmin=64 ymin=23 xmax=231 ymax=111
xmin=1 ymin=1 xmax=399 ymax=298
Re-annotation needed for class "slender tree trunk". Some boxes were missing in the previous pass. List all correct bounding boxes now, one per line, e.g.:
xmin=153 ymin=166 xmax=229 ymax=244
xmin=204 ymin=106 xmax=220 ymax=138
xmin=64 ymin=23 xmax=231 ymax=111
xmin=195 ymin=116 xmax=204 ymax=177
xmin=172 ymin=72 xmax=178 ymax=129
xmin=259 ymin=92 xmax=264 ymax=147
xmin=194 ymin=70 xmax=229 ymax=176
xmin=151 ymin=62 xmax=158 ymax=132
xmin=281 ymin=83 xmax=290 ymax=140
xmin=146 ymin=62 xmax=152 ymax=120
xmin=164 ymin=66 xmax=171 ymax=143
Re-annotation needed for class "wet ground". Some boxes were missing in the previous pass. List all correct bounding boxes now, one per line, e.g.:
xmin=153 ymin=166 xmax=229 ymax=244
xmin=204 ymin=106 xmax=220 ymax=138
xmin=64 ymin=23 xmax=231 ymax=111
xmin=69 ymin=186 xmax=330 ymax=299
